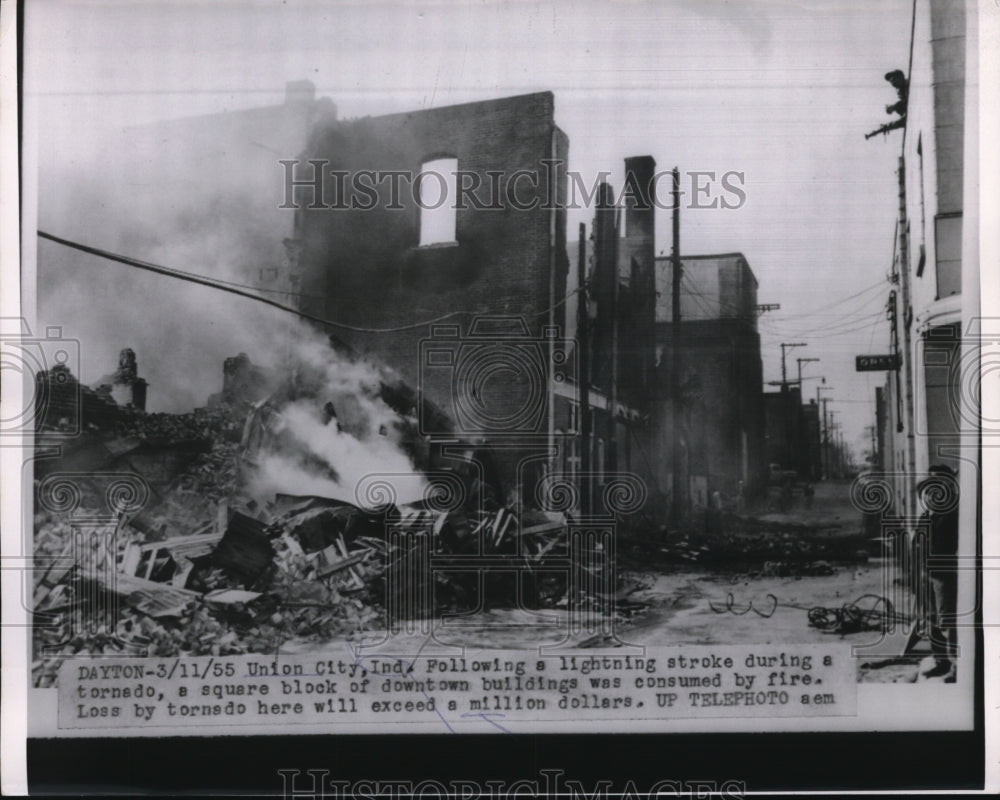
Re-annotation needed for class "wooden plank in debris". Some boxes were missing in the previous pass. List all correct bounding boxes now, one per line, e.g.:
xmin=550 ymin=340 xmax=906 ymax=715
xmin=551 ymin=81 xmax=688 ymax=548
xmin=316 ymin=550 xmax=369 ymax=579
xmin=171 ymin=556 xmax=196 ymax=588
xmin=356 ymin=535 xmax=389 ymax=553
xmin=155 ymin=532 xmax=223 ymax=561
xmin=119 ymin=542 xmax=142 ymax=577
xmin=494 ymin=513 xmax=514 ymax=547
xmin=80 ymin=569 xmax=199 ymax=618
xmin=518 ymin=520 xmax=565 ymax=537
xmin=335 ymin=535 xmax=365 ymax=590
xmin=35 ymin=542 xmax=78 ymax=603
xmin=490 ymin=509 xmax=506 ymax=545
xmin=204 ymin=588 xmax=262 ymax=604
xmin=122 ymin=509 xmax=168 ymax=538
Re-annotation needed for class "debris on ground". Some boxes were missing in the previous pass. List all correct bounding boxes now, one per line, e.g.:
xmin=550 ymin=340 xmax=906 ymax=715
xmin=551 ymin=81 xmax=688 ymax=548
xmin=31 ymin=416 xmax=590 ymax=687
xmin=30 ymin=369 xmax=874 ymax=687
xmin=761 ymin=559 xmax=836 ymax=577
xmin=625 ymin=512 xmax=869 ymax=573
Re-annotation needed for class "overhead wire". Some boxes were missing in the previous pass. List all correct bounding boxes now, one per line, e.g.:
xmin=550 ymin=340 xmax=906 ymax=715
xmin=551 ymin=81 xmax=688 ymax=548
xmin=758 ymin=310 xmax=888 ymax=339
xmin=38 ymin=230 xmax=582 ymax=333
xmin=766 ymin=278 xmax=888 ymax=321
xmin=758 ymin=288 xmax=889 ymax=336
xmin=674 ymin=269 xmax=890 ymax=338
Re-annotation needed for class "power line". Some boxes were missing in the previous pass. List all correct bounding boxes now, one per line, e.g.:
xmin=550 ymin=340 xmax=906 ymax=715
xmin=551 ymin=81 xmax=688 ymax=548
xmin=759 ymin=290 xmax=889 ymax=334
xmin=38 ymin=230 xmax=580 ymax=334
xmin=759 ymin=309 xmax=887 ymax=338
xmin=761 ymin=299 xmax=886 ymax=335
xmin=676 ymin=269 xmax=888 ymax=334
xmin=766 ymin=278 xmax=887 ymax=321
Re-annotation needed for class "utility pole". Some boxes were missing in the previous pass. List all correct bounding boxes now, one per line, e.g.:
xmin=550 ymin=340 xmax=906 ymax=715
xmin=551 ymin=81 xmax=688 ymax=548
xmin=897 ymin=156 xmax=917 ymax=516
xmin=797 ymin=357 xmax=820 ymax=388
xmin=828 ymin=412 xmax=840 ymax=478
xmin=822 ymin=400 xmax=833 ymax=479
xmin=576 ymin=224 xmax=591 ymax=515
xmin=817 ymin=385 xmax=833 ymax=479
xmin=608 ymin=205 xmax=622 ymax=477
xmin=670 ymin=166 xmax=684 ymax=527
xmin=780 ymin=343 xmax=807 ymax=390
xmin=792 ymin=357 xmax=819 ymax=477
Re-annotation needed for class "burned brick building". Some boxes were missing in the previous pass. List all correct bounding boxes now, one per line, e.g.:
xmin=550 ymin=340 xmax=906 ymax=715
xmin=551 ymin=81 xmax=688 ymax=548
xmin=43 ymin=84 xmax=766 ymax=521
xmin=288 ymin=92 xmax=676 ymax=510
xmin=287 ymin=92 xmax=764 ymax=515
xmin=290 ymin=92 xmax=580 ymax=498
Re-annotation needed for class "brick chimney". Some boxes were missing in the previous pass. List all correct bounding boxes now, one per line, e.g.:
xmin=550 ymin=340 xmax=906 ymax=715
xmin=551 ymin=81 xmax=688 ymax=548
xmin=623 ymin=155 xmax=657 ymax=404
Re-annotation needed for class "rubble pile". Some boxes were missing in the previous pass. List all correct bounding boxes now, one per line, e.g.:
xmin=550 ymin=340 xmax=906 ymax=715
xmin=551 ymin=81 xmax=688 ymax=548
xmin=113 ymin=404 xmax=244 ymax=444
xmin=31 ymin=476 xmax=578 ymax=686
xmin=629 ymin=513 xmax=868 ymax=573
xmin=31 ymin=353 xmax=611 ymax=688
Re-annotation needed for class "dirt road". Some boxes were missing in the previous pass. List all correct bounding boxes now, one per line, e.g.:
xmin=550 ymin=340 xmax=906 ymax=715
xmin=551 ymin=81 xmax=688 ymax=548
xmin=289 ymin=481 xmax=937 ymax=683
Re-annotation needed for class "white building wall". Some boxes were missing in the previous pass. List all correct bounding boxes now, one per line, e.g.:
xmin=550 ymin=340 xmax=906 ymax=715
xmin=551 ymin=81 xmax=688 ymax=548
xmin=905 ymin=0 xmax=967 ymax=482
xmin=878 ymin=0 xmax=971 ymax=517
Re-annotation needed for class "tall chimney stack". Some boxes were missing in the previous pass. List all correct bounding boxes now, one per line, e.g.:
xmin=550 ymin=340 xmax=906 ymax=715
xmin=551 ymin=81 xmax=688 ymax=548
xmin=623 ymin=155 xmax=657 ymax=404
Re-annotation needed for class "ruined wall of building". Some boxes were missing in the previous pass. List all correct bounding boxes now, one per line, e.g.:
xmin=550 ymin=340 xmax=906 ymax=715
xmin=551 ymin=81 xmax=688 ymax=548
xmin=93 ymin=348 xmax=148 ymax=411
xmin=292 ymin=92 xmax=570 ymax=497
xmin=296 ymin=92 xmax=568 ymax=388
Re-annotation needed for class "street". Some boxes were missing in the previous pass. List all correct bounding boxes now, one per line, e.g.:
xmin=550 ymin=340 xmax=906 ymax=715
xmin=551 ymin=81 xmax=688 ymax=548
xmin=281 ymin=480 xmax=936 ymax=684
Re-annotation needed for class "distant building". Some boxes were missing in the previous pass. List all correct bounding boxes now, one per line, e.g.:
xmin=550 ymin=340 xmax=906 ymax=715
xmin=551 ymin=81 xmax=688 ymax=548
xmin=764 ymin=388 xmax=801 ymax=475
xmin=801 ymin=399 xmax=822 ymax=480
xmin=652 ymin=253 xmax=766 ymax=499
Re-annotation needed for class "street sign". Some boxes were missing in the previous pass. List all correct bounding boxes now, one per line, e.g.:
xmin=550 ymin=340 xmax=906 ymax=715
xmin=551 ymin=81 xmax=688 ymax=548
xmin=855 ymin=354 xmax=900 ymax=371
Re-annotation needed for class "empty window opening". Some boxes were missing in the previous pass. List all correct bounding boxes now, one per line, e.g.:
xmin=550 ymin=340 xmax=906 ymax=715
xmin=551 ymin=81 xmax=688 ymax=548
xmin=418 ymin=157 xmax=457 ymax=246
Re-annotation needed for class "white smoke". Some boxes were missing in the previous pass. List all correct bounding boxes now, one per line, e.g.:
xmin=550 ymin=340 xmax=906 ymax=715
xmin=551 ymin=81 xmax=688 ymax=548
xmin=36 ymin=100 xmax=428 ymax=506
xmin=35 ymin=108 xmax=305 ymax=412
xmin=246 ymin=321 xmax=426 ymax=507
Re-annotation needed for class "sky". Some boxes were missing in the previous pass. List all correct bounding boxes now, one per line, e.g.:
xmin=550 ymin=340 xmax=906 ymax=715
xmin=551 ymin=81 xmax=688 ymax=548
xmin=23 ymin=0 xmax=916 ymax=459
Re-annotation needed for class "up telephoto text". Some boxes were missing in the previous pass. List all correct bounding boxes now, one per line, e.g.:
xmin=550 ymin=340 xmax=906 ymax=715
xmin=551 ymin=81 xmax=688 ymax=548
xmin=279 ymin=161 xmax=747 ymax=211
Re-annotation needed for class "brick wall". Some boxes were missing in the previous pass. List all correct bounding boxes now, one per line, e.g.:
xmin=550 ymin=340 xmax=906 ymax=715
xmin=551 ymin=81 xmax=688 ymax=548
xmin=296 ymin=92 xmax=570 ymax=493
xmin=300 ymin=100 xmax=566 ymax=389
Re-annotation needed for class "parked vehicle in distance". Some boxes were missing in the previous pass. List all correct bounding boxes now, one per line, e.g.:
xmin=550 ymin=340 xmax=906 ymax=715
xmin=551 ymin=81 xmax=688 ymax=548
xmin=768 ymin=463 xmax=799 ymax=487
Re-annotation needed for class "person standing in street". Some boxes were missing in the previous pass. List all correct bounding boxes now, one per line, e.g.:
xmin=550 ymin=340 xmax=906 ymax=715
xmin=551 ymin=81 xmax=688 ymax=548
xmin=917 ymin=464 xmax=959 ymax=681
